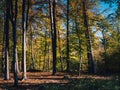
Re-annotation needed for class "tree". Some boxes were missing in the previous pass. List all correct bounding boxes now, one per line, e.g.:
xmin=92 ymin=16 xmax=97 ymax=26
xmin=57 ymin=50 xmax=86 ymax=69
xmin=49 ymin=0 xmax=57 ymax=75
xmin=4 ymin=0 xmax=10 ymax=80
xmin=97 ymin=18 xmax=109 ymax=72
xmin=2 ymin=17 xmax=5 ymax=73
xmin=30 ymin=24 xmax=35 ymax=70
xmin=75 ymin=3 xmax=83 ymax=75
xmin=66 ymin=0 xmax=70 ymax=72
xmin=82 ymin=0 xmax=96 ymax=74
xmin=43 ymin=30 xmax=47 ymax=71
xmin=58 ymin=30 xmax=63 ymax=71
xmin=10 ymin=0 xmax=19 ymax=86
xmin=22 ymin=0 xmax=29 ymax=80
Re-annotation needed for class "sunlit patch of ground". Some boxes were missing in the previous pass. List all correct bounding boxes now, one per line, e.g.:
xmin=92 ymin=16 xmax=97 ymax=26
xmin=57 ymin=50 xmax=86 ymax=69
xmin=0 ymin=72 xmax=118 ymax=90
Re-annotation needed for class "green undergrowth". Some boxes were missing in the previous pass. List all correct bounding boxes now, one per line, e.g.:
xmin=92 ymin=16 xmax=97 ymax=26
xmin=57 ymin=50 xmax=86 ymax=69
xmin=44 ymin=77 xmax=120 ymax=90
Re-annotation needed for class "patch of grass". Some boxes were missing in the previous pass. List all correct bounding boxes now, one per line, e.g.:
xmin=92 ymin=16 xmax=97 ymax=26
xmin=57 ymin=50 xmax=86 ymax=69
xmin=44 ymin=78 xmax=120 ymax=90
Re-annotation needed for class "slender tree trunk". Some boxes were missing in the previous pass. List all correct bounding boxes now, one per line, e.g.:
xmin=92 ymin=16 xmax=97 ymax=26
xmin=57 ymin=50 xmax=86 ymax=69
xmin=12 ymin=21 xmax=18 ymax=85
xmin=4 ymin=0 xmax=10 ymax=80
xmin=30 ymin=26 xmax=35 ymax=69
xmin=26 ymin=0 xmax=29 ymax=30
xmin=48 ymin=45 xmax=51 ymax=71
xmin=39 ymin=37 xmax=42 ymax=70
xmin=66 ymin=0 xmax=70 ymax=72
xmin=16 ymin=48 xmax=20 ymax=73
xmin=13 ymin=46 xmax=18 ymax=86
xmin=75 ymin=17 xmax=82 ymax=76
xmin=39 ymin=51 xmax=42 ymax=70
xmin=78 ymin=43 xmax=82 ymax=76
xmin=49 ymin=0 xmax=53 ymax=72
xmin=22 ymin=0 xmax=27 ymax=80
xmin=2 ymin=15 xmax=5 ymax=73
xmin=49 ymin=0 xmax=57 ymax=75
xmin=47 ymin=25 xmax=51 ymax=71
xmin=10 ymin=0 xmax=18 ymax=86
xmin=82 ymin=0 xmax=96 ymax=74
xmin=58 ymin=30 xmax=63 ymax=71
xmin=43 ymin=31 xmax=47 ymax=71
xmin=52 ymin=0 xmax=57 ymax=75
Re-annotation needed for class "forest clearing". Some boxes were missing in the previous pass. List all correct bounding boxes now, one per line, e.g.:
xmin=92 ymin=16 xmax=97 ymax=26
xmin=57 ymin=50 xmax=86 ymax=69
xmin=0 ymin=72 xmax=119 ymax=90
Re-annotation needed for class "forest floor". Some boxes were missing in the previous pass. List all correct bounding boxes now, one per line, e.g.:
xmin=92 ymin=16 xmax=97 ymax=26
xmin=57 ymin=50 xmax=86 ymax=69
xmin=0 ymin=72 xmax=120 ymax=90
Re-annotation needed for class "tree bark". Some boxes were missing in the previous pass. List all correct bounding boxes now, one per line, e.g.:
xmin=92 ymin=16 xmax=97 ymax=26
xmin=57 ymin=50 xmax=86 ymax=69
xmin=75 ymin=16 xmax=82 ymax=76
xmin=82 ymin=0 xmax=96 ymax=74
xmin=10 ymin=0 xmax=18 ymax=86
xmin=22 ymin=0 xmax=27 ymax=80
xmin=30 ymin=25 xmax=35 ymax=70
xmin=2 ymin=15 xmax=5 ymax=73
xmin=43 ymin=31 xmax=47 ymax=71
xmin=66 ymin=0 xmax=70 ymax=72
xmin=48 ymin=44 xmax=51 ymax=71
xmin=49 ymin=0 xmax=57 ymax=75
xmin=4 ymin=0 xmax=10 ymax=80
xmin=58 ymin=30 xmax=63 ymax=71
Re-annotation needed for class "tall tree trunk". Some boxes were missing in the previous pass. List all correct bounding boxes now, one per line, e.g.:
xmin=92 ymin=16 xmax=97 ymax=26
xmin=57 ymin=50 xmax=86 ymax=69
xmin=16 ymin=48 xmax=20 ymax=73
xmin=49 ymin=0 xmax=53 ymax=72
xmin=22 ymin=0 xmax=27 ymax=80
xmin=4 ymin=0 xmax=10 ymax=80
xmin=82 ymin=0 xmax=96 ymax=74
xmin=39 ymin=38 xmax=42 ymax=70
xmin=30 ymin=25 xmax=35 ymax=70
xmin=49 ymin=0 xmax=57 ymax=75
xmin=52 ymin=0 xmax=57 ymax=75
xmin=43 ymin=31 xmax=47 ymax=71
xmin=75 ymin=17 xmax=82 ymax=76
xmin=47 ymin=29 xmax=51 ymax=71
xmin=48 ymin=44 xmax=51 ymax=71
xmin=10 ymin=0 xmax=18 ymax=86
xmin=58 ymin=30 xmax=63 ymax=71
xmin=66 ymin=0 xmax=70 ymax=72
xmin=2 ymin=14 xmax=5 ymax=73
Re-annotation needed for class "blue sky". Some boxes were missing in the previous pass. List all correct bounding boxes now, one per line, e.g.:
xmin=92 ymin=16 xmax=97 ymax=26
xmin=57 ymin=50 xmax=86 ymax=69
xmin=97 ymin=1 xmax=118 ymax=17
xmin=94 ymin=1 xmax=118 ymax=38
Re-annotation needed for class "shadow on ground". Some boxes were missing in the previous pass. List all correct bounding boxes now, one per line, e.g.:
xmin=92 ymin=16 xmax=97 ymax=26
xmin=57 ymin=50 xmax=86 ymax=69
xmin=0 ymin=72 xmax=120 ymax=90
